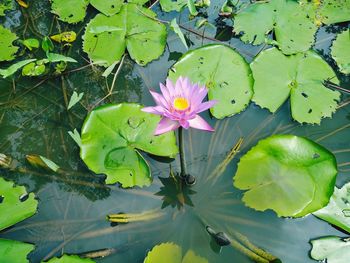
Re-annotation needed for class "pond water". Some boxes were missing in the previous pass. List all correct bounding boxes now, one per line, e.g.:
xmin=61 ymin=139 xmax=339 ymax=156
xmin=0 ymin=1 xmax=350 ymax=263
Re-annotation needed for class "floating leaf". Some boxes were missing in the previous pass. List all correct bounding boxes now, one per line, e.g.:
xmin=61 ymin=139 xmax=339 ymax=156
xmin=45 ymin=254 xmax=95 ymax=263
xmin=0 ymin=59 xmax=37 ymax=78
xmin=169 ymin=44 xmax=253 ymax=119
xmin=68 ymin=129 xmax=82 ymax=147
xmin=233 ymin=0 xmax=317 ymax=55
xmin=22 ymin=60 xmax=46 ymax=76
xmin=144 ymin=243 xmax=208 ymax=263
xmin=251 ymin=47 xmax=340 ymax=124
xmin=170 ymin=19 xmax=188 ymax=50
xmin=80 ymin=103 xmax=178 ymax=187
xmin=310 ymin=236 xmax=350 ymax=263
xmin=159 ymin=0 xmax=187 ymax=12
xmin=82 ymin=3 xmax=167 ymax=67
xmin=0 ymin=0 xmax=13 ymax=16
xmin=0 ymin=177 xmax=38 ymax=231
xmin=46 ymin=53 xmax=77 ymax=63
xmin=90 ymin=0 xmax=123 ymax=16
xmin=314 ymin=182 xmax=350 ymax=234
xmin=21 ymin=38 xmax=40 ymax=51
xmin=0 ymin=25 xmax=19 ymax=62
xmin=233 ymin=135 xmax=337 ymax=218
xmin=51 ymin=0 xmax=89 ymax=23
xmin=0 ymin=239 xmax=35 ymax=263
xmin=331 ymin=29 xmax=350 ymax=74
xmin=50 ymin=31 xmax=77 ymax=43
xmin=68 ymin=91 xmax=84 ymax=110
xmin=16 ymin=0 xmax=28 ymax=8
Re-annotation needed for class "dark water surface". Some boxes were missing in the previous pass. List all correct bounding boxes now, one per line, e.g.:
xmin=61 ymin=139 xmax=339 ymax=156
xmin=1 ymin=1 xmax=350 ymax=262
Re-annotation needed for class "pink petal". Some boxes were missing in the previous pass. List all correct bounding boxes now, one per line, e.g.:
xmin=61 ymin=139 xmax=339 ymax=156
xmin=191 ymin=86 xmax=208 ymax=108
xmin=160 ymin=83 xmax=171 ymax=104
xmin=194 ymin=100 xmax=217 ymax=113
xmin=149 ymin=89 xmax=168 ymax=108
xmin=188 ymin=115 xmax=214 ymax=132
xmin=142 ymin=106 xmax=164 ymax=115
xmin=179 ymin=119 xmax=190 ymax=129
xmin=165 ymin=78 xmax=176 ymax=97
xmin=154 ymin=117 xmax=180 ymax=135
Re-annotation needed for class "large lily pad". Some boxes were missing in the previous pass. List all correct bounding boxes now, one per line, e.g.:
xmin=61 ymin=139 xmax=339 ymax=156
xmin=310 ymin=236 xmax=350 ymax=263
xmin=331 ymin=29 xmax=350 ymax=74
xmin=251 ymin=47 xmax=340 ymax=124
xmin=0 ymin=239 xmax=35 ymax=263
xmin=45 ymin=254 xmax=95 ymax=263
xmin=313 ymin=182 xmax=350 ymax=234
xmin=0 ymin=0 xmax=13 ymax=16
xmin=168 ymin=44 xmax=253 ymax=119
xmin=144 ymin=243 xmax=208 ymax=263
xmin=80 ymin=103 xmax=178 ymax=187
xmin=0 ymin=25 xmax=18 ymax=62
xmin=233 ymin=135 xmax=337 ymax=218
xmin=233 ymin=0 xmax=317 ymax=55
xmin=90 ymin=0 xmax=123 ymax=16
xmin=0 ymin=177 xmax=38 ymax=231
xmin=82 ymin=3 xmax=167 ymax=66
xmin=51 ymin=0 xmax=89 ymax=23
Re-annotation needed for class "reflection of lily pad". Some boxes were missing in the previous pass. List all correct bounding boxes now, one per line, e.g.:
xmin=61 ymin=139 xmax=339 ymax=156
xmin=234 ymin=135 xmax=337 ymax=218
xmin=310 ymin=236 xmax=350 ymax=263
xmin=314 ymin=182 xmax=350 ymax=234
xmin=82 ymin=3 xmax=167 ymax=66
xmin=251 ymin=48 xmax=340 ymax=124
xmin=80 ymin=103 xmax=178 ymax=187
xmin=45 ymin=254 xmax=96 ymax=263
xmin=0 ymin=239 xmax=35 ymax=263
xmin=0 ymin=177 xmax=38 ymax=231
xmin=0 ymin=25 xmax=19 ymax=62
xmin=169 ymin=44 xmax=253 ymax=119
xmin=233 ymin=0 xmax=317 ymax=54
xmin=144 ymin=243 xmax=208 ymax=263
xmin=51 ymin=0 xmax=89 ymax=23
xmin=331 ymin=29 xmax=350 ymax=74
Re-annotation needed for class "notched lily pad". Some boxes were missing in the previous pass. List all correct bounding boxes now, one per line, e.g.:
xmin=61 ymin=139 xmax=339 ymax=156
xmin=0 ymin=238 xmax=35 ymax=263
xmin=251 ymin=47 xmax=340 ymax=124
xmin=90 ymin=0 xmax=123 ymax=16
xmin=233 ymin=135 xmax=337 ymax=218
xmin=168 ymin=44 xmax=253 ymax=119
xmin=45 ymin=254 xmax=96 ymax=263
xmin=310 ymin=236 xmax=350 ymax=263
xmin=0 ymin=25 xmax=19 ymax=62
xmin=0 ymin=177 xmax=38 ymax=231
xmin=51 ymin=0 xmax=89 ymax=23
xmin=80 ymin=103 xmax=178 ymax=187
xmin=331 ymin=29 xmax=350 ymax=74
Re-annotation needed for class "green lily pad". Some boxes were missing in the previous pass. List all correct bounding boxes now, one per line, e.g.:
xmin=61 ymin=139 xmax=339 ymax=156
xmin=0 ymin=0 xmax=13 ymax=16
xmin=80 ymin=103 xmax=178 ymax=187
xmin=144 ymin=243 xmax=208 ymax=263
xmin=0 ymin=239 xmax=35 ymax=263
xmin=51 ymin=0 xmax=89 ymax=23
xmin=168 ymin=44 xmax=253 ymax=119
xmin=159 ymin=0 xmax=187 ymax=12
xmin=251 ymin=47 xmax=340 ymax=124
xmin=233 ymin=0 xmax=317 ymax=55
xmin=0 ymin=177 xmax=38 ymax=231
xmin=310 ymin=236 xmax=350 ymax=263
xmin=82 ymin=3 xmax=167 ymax=67
xmin=313 ymin=182 xmax=350 ymax=234
xmin=233 ymin=135 xmax=337 ymax=218
xmin=0 ymin=25 xmax=19 ymax=62
xmin=44 ymin=254 xmax=95 ymax=263
xmin=331 ymin=29 xmax=350 ymax=74
xmin=90 ymin=0 xmax=123 ymax=16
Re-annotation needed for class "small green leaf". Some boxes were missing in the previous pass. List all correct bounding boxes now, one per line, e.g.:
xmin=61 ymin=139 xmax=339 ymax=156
xmin=42 ymin=36 xmax=54 ymax=53
xmin=22 ymin=38 xmax=40 ymax=51
xmin=44 ymin=254 xmax=96 ymax=263
xmin=187 ymin=0 xmax=198 ymax=16
xmin=102 ymin=61 xmax=118 ymax=77
xmin=68 ymin=91 xmax=84 ymax=110
xmin=331 ymin=29 xmax=350 ymax=75
xmin=22 ymin=61 xmax=46 ymax=76
xmin=26 ymin=154 xmax=60 ymax=172
xmin=233 ymin=134 xmax=338 ymax=218
xmin=170 ymin=19 xmax=188 ymax=50
xmin=0 ymin=25 xmax=18 ymax=62
xmin=40 ymin=156 xmax=60 ymax=172
xmin=0 ymin=59 xmax=37 ymax=78
xmin=46 ymin=53 xmax=77 ymax=63
xmin=310 ymin=236 xmax=350 ymax=263
xmin=68 ymin=129 xmax=82 ymax=147
xmin=0 ymin=239 xmax=35 ymax=263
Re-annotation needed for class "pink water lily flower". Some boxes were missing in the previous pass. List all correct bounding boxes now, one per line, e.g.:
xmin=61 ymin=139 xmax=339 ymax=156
xmin=142 ymin=77 xmax=217 ymax=135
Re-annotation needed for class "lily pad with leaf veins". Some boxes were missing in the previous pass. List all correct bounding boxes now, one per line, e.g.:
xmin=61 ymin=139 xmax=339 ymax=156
xmin=0 ymin=25 xmax=19 ymax=62
xmin=251 ymin=47 xmax=340 ymax=124
xmin=80 ymin=103 xmax=178 ymax=187
xmin=331 ymin=29 xmax=350 ymax=74
xmin=168 ymin=44 xmax=253 ymax=119
xmin=0 ymin=239 xmax=35 ymax=263
xmin=310 ymin=236 xmax=350 ymax=263
xmin=233 ymin=135 xmax=337 ymax=218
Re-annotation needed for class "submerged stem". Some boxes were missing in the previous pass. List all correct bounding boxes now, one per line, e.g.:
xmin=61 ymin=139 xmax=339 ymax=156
xmin=178 ymin=127 xmax=187 ymax=178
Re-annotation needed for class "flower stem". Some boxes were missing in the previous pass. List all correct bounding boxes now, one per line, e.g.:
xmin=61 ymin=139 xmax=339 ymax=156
xmin=178 ymin=127 xmax=187 ymax=178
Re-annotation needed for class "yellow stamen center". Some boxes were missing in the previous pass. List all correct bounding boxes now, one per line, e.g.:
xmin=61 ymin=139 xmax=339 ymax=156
xmin=173 ymin=97 xmax=189 ymax=111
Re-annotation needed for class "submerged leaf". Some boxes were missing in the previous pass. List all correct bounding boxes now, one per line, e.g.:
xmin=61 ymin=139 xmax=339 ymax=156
xmin=251 ymin=47 xmax=340 ymax=124
xmin=0 ymin=239 xmax=34 ymax=263
xmin=0 ymin=177 xmax=38 ymax=231
xmin=233 ymin=135 xmax=337 ymax=217
xmin=169 ymin=44 xmax=253 ymax=119
xmin=68 ymin=129 xmax=82 ymax=147
xmin=50 ymin=31 xmax=77 ymax=43
xmin=0 ymin=0 xmax=13 ymax=16
xmin=26 ymin=155 xmax=60 ymax=172
xmin=80 ymin=103 xmax=178 ymax=187
xmin=310 ymin=236 xmax=350 ymax=263
xmin=0 ymin=25 xmax=19 ymax=62
xmin=51 ymin=0 xmax=89 ymax=23
xmin=0 ymin=59 xmax=37 ymax=78
xmin=331 ymin=29 xmax=350 ymax=74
